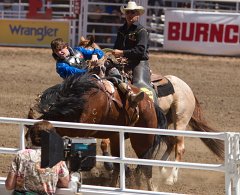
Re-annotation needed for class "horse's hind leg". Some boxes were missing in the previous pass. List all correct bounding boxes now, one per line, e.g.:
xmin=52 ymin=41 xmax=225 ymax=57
xmin=164 ymin=113 xmax=191 ymax=185
xmin=160 ymin=75 xmax=195 ymax=185
xmin=110 ymin=169 xmax=120 ymax=187
xmin=160 ymin=133 xmax=185 ymax=186
xmin=159 ymin=137 xmax=175 ymax=178
xmin=165 ymin=135 xmax=185 ymax=185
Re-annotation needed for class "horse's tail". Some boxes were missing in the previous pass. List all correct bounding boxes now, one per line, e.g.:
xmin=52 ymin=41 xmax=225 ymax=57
xmin=189 ymin=96 xmax=224 ymax=159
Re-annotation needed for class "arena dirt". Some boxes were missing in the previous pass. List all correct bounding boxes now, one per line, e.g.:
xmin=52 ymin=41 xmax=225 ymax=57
xmin=0 ymin=47 xmax=240 ymax=194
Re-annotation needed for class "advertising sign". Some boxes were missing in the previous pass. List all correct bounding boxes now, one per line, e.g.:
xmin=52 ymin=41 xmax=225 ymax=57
xmin=0 ymin=19 xmax=69 ymax=47
xmin=164 ymin=10 xmax=240 ymax=56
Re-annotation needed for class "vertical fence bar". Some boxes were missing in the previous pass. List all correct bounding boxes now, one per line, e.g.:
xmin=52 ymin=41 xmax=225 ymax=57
xmin=233 ymin=134 xmax=240 ymax=195
xmin=225 ymin=133 xmax=233 ymax=195
xmin=119 ymin=130 xmax=125 ymax=190
xmin=72 ymin=20 xmax=76 ymax=46
xmin=19 ymin=123 xmax=25 ymax=150
xmin=191 ymin=0 xmax=194 ymax=10
xmin=82 ymin=0 xmax=88 ymax=39
xmin=78 ymin=0 xmax=84 ymax=43
xmin=225 ymin=133 xmax=230 ymax=195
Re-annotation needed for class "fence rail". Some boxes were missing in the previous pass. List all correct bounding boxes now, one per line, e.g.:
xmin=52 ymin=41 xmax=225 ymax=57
xmin=1 ymin=0 xmax=239 ymax=48
xmin=0 ymin=117 xmax=240 ymax=194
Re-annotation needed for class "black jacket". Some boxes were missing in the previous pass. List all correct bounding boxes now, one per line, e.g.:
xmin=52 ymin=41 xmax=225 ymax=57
xmin=114 ymin=21 xmax=149 ymax=64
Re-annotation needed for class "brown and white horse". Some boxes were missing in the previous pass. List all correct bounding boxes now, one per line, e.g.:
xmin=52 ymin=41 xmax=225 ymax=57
xmin=80 ymin=37 xmax=225 ymax=186
xmin=90 ymin=51 xmax=225 ymax=186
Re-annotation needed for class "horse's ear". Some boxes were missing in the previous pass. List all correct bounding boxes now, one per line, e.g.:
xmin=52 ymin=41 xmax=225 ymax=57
xmin=25 ymin=124 xmax=31 ymax=130
xmin=79 ymin=36 xmax=88 ymax=47
xmin=80 ymin=36 xmax=86 ymax=42
xmin=25 ymin=108 xmax=33 ymax=140
xmin=89 ymin=36 xmax=95 ymax=43
xmin=28 ymin=107 xmax=35 ymax=119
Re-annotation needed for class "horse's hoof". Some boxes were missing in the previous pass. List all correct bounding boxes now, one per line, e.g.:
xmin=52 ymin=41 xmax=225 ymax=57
xmin=103 ymin=152 xmax=114 ymax=171
xmin=149 ymin=185 xmax=158 ymax=191
xmin=104 ymin=162 xmax=114 ymax=171
xmin=165 ymin=178 xmax=175 ymax=185
xmin=147 ymin=179 xmax=158 ymax=191
xmin=160 ymin=167 xmax=168 ymax=176
xmin=125 ymin=165 xmax=133 ymax=178
xmin=90 ymin=167 xmax=100 ymax=177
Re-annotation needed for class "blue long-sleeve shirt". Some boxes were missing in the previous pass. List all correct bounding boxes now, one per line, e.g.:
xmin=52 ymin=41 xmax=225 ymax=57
xmin=56 ymin=62 xmax=87 ymax=79
xmin=74 ymin=46 xmax=104 ymax=60
xmin=56 ymin=47 xmax=104 ymax=79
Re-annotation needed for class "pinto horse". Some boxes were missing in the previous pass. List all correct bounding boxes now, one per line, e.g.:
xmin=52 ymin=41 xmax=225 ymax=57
xmin=156 ymin=75 xmax=224 ymax=184
xmin=27 ymin=73 xmax=167 ymax=191
xmin=90 ymin=53 xmax=225 ymax=186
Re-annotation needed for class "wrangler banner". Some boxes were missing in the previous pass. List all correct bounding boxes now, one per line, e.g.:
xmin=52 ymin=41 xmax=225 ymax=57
xmin=164 ymin=10 xmax=240 ymax=56
xmin=0 ymin=19 xmax=69 ymax=47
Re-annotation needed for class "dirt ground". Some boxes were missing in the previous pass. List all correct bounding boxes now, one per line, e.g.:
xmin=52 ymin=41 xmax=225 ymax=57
xmin=0 ymin=46 xmax=240 ymax=194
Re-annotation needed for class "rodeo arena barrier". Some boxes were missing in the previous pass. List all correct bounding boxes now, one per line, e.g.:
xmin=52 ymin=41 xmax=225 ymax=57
xmin=1 ymin=0 xmax=240 ymax=194
xmin=0 ymin=117 xmax=240 ymax=195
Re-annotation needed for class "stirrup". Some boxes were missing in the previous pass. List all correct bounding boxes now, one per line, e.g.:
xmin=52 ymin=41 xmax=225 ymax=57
xmin=129 ymin=91 xmax=144 ymax=107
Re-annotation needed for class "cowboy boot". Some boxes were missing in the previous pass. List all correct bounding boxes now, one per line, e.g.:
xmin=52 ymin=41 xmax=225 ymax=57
xmin=118 ymin=82 xmax=144 ymax=106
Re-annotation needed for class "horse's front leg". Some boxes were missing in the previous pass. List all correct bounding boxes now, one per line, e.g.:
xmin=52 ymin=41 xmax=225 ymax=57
xmin=110 ymin=168 xmax=120 ymax=187
xmin=133 ymin=165 xmax=156 ymax=191
xmin=136 ymin=165 xmax=157 ymax=191
xmin=100 ymin=138 xmax=114 ymax=171
xmin=110 ymin=163 xmax=134 ymax=188
xmin=108 ymin=135 xmax=120 ymax=187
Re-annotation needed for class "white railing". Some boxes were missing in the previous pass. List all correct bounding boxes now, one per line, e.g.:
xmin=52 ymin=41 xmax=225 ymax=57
xmin=0 ymin=117 xmax=239 ymax=195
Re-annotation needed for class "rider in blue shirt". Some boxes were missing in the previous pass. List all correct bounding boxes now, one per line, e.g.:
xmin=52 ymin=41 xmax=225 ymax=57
xmin=51 ymin=37 xmax=142 ymax=108
xmin=51 ymin=38 xmax=104 ymax=79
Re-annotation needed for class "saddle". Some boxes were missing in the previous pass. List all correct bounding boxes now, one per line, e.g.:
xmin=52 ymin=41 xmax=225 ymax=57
xmin=151 ymin=73 xmax=175 ymax=97
xmin=102 ymin=79 xmax=115 ymax=94
xmin=103 ymin=57 xmax=175 ymax=98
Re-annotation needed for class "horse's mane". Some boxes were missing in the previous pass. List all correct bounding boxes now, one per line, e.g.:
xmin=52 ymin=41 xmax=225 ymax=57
xmin=38 ymin=74 xmax=100 ymax=121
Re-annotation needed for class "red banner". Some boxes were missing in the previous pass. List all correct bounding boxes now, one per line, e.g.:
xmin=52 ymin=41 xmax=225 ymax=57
xmin=27 ymin=0 xmax=52 ymax=19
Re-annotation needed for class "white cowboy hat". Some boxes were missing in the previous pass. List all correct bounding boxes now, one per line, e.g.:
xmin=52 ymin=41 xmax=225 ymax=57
xmin=120 ymin=1 xmax=145 ymax=16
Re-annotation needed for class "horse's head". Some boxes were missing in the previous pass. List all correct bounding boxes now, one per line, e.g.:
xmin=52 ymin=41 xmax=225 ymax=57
xmin=79 ymin=36 xmax=94 ymax=48
xmin=87 ymin=59 xmax=106 ymax=78
xmin=87 ymin=51 xmax=118 ymax=79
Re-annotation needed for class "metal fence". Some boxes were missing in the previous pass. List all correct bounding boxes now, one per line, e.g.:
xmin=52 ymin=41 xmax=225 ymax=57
xmin=0 ymin=0 xmax=239 ymax=49
xmin=0 ymin=117 xmax=240 ymax=194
